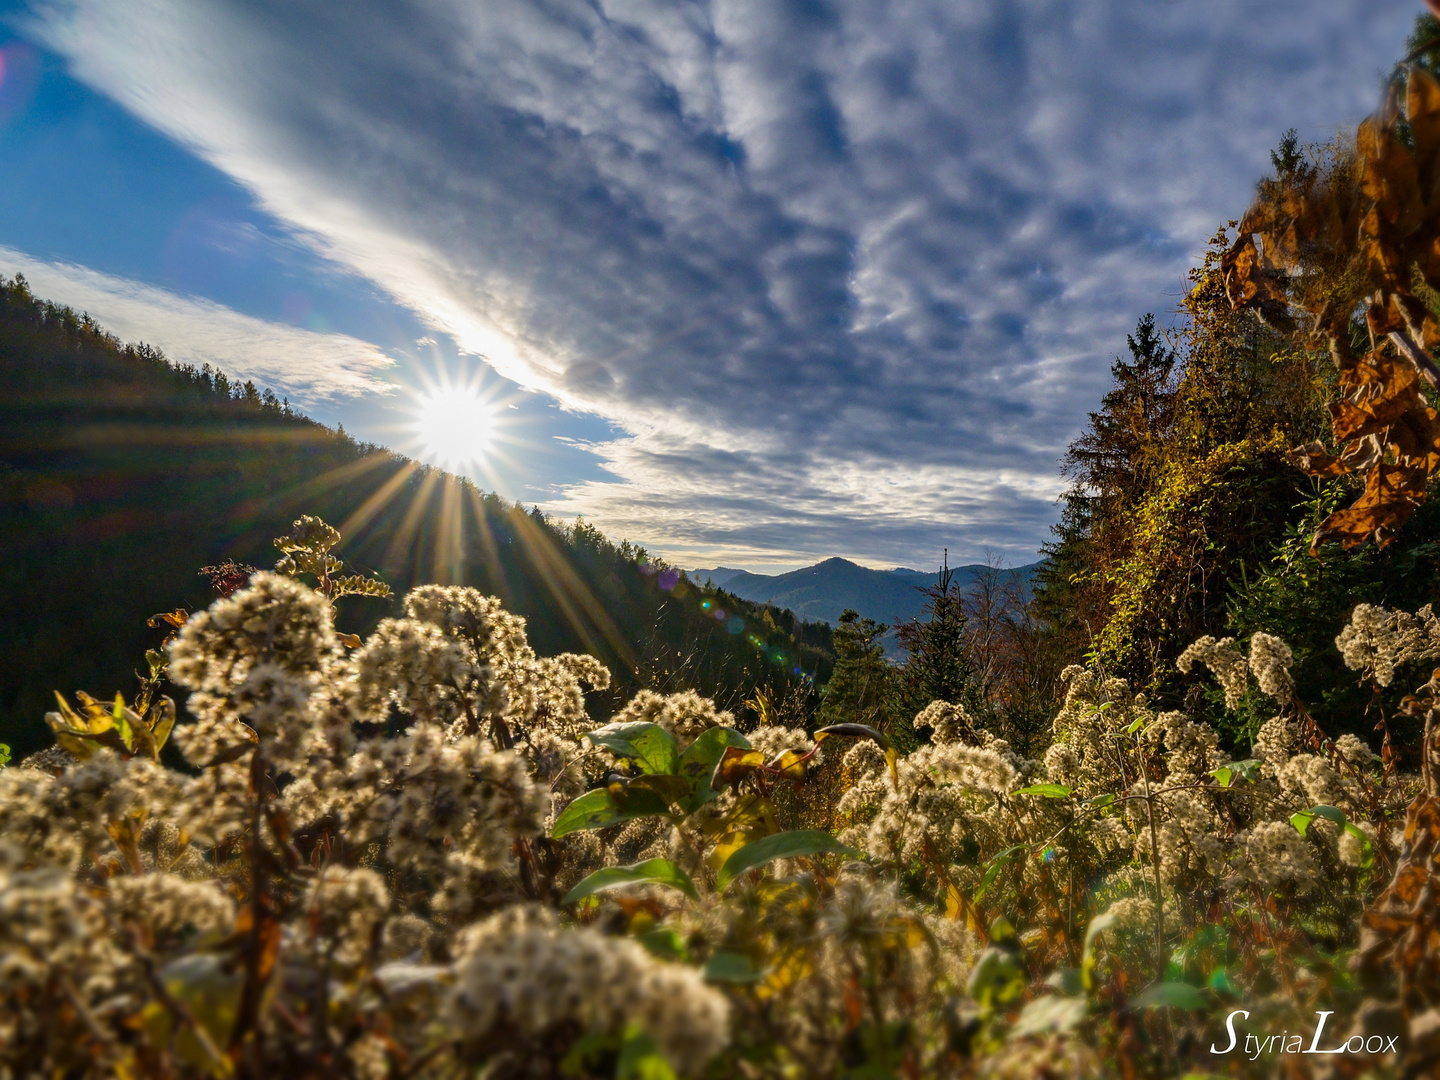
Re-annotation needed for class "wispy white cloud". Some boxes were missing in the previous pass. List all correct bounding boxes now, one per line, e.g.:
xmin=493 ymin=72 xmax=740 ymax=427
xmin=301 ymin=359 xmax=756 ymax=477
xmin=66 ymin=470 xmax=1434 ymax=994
xmin=543 ymin=426 xmax=1067 ymax=570
xmin=0 ymin=245 xmax=394 ymax=403
xmin=13 ymin=0 xmax=1422 ymax=565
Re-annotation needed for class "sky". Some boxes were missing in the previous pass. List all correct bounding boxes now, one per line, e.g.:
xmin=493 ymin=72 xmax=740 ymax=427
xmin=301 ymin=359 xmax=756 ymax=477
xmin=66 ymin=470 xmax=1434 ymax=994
xmin=0 ymin=1 xmax=1425 ymax=573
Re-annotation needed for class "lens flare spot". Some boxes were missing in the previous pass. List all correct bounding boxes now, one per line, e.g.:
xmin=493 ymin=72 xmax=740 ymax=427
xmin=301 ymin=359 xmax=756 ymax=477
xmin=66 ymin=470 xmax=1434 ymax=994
xmin=416 ymin=386 xmax=494 ymax=468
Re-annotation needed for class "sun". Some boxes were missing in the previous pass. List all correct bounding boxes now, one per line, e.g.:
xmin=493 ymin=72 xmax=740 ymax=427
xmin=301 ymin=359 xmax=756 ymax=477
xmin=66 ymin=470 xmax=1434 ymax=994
xmin=415 ymin=385 xmax=495 ymax=469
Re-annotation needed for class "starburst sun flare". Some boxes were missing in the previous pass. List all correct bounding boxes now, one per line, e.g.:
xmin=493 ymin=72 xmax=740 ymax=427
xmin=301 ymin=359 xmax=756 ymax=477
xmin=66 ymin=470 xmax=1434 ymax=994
xmin=415 ymin=385 xmax=496 ymax=470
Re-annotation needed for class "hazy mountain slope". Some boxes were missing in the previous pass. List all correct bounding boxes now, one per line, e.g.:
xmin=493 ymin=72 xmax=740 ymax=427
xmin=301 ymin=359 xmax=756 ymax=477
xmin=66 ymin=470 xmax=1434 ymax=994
xmin=692 ymin=566 xmax=747 ymax=588
xmin=0 ymin=278 xmax=831 ymax=758
xmin=695 ymin=557 xmax=1041 ymax=631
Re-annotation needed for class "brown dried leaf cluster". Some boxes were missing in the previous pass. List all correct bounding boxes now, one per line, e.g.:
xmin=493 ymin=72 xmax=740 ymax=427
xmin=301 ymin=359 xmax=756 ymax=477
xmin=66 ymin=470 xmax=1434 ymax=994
xmin=1222 ymin=68 xmax=1440 ymax=552
xmin=1358 ymin=668 xmax=1440 ymax=1077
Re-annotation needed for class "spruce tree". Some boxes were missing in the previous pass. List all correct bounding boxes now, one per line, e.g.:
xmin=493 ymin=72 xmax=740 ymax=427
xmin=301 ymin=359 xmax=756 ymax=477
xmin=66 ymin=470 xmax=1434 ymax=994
xmin=817 ymin=609 xmax=897 ymax=735
xmin=897 ymin=554 xmax=980 ymax=723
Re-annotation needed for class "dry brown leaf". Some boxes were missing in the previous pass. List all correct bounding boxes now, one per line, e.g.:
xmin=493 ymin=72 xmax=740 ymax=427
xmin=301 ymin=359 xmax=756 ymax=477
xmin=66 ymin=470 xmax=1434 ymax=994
xmin=1222 ymin=66 xmax=1440 ymax=555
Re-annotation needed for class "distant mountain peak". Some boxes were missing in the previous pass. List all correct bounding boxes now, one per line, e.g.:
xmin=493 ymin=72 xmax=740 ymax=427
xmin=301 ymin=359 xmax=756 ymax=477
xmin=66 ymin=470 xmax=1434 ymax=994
xmin=694 ymin=555 xmax=1041 ymax=653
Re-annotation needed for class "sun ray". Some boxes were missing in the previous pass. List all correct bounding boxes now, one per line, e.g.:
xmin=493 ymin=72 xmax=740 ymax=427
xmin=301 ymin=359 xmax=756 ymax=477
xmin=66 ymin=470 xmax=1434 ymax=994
xmin=508 ymin=505 xmax=638 ymax=674
xmin=336 ymin=458 xmax=422 ymax=543
xmin=434 ymin=472 xmax=465 ymax=584
xmin=384 ymin=466 xmax=443 ymax=576
xmin=269 ymin=449 xmax=398 ymax=517
xmin=463 ymin=481 xmax=510 ymax=600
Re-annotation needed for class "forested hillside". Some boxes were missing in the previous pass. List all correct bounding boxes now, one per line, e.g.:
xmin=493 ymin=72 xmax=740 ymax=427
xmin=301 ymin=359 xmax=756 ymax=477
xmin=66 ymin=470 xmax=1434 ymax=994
xmin=0 ymin=274 xmax=832 ymax=759
xmin=1036 ymin=226 xmax=1440 ymax=755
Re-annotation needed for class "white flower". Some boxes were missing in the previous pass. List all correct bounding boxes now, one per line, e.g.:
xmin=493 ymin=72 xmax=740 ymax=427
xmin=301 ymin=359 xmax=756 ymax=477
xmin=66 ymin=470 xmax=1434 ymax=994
xmin=914 ymin=700 xmax=976 ymax=744
xmin=1335 ymin=603 xmax=1440 ymax=687
xmin=1237 ymin=821 xmax=1318 ymax=893
xmin=1334 ymin=733 xmax=1378 ymax=768
xmin=1247 ymin=633 xmax=1295 ymax=702
xmin=448 ymin=907 xmax=729 ymax=1075
xmin=1177 ymin=636 xmax=1248 ymax=708
xmin=1339 ymin=822 xmax=1377 ymax=868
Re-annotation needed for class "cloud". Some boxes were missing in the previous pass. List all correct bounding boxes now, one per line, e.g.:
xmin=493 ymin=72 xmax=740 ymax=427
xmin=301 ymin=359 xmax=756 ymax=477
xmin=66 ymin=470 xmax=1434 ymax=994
xmin=0 ymin=244 xmax=394 ymax=403
xmin=15 ymin=0 xmax=1421 ymax=564
xmin=543 ymin=426 xmax=1067 ymax=569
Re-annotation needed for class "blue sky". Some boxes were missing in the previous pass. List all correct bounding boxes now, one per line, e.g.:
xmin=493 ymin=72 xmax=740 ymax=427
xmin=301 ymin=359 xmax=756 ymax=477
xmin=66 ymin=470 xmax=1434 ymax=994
xmin=0 ymin=1 xmax=1424 ymax=572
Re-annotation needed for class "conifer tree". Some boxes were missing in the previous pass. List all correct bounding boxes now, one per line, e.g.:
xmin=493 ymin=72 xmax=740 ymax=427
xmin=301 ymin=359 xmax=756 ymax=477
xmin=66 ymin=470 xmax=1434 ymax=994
xmin=817 ymin=609 xmax=898 ymax=735
xmin=896 ymin=554 xmax=980 ymax=723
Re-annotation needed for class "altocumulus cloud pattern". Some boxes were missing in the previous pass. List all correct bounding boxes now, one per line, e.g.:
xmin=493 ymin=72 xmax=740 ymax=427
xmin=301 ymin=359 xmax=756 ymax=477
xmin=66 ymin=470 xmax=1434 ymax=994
xmin=15 ymin=0 xmax=1421 ymax=566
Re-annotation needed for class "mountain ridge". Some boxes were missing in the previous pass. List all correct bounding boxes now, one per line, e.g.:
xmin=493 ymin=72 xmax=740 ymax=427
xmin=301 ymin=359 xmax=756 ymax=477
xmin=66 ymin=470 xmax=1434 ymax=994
xmin=691 ymin=556 xmax=1041 ymax=634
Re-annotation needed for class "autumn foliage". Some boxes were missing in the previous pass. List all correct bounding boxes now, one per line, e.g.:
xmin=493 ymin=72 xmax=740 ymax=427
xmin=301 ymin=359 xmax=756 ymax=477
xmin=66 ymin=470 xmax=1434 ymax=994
xmin=1223 ymin=66 xmax=1440 ymax=550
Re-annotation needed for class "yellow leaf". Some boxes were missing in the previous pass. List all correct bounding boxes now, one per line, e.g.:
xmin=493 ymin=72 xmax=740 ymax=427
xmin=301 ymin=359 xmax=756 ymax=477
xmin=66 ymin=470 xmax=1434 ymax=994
xmin=712 ymin=746 xmax=765 ymax=789
xmin=765 ymin=749 xmax=808 ymax=782
xmin=74 ymin=691 xmax=114 ymax=736
xmin=703 ymin=794 xmax=779 ymax=870
xmin=756 ymin=946 xmax=812 ymax=1000
xmin=149 ymin=697 xmax=177 ymax=754
xmin=53 ymin=730 xmax=96 ymax=761
xmin=111 ymin=693 xmax=135 ymax=753
xmin=51 ymin=690 xmax=85 ymax=730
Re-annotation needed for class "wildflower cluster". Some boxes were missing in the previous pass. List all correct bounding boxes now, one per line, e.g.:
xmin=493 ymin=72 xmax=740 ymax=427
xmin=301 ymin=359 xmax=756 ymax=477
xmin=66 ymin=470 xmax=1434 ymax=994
xmin=0 ymin=531 xmax=1428 ymax=1077
xmin=0 ymin=565 xmax=724 ymax=1077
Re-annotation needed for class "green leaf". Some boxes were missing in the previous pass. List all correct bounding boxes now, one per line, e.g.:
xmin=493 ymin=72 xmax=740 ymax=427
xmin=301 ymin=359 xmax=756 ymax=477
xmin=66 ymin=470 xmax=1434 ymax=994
xmin=966 ymin=945 xmax=1025 ymax=1011
xmin=616 ymin=1028 xmax=679 ymax=1080
xmin=1232 ymin=759 xmax=1262 ymax=782
xmin=627 ymin=774 xmax=693 ymax=807
xmin=1212 ymin=759 xmax=1262 ymax=788
xmin=703 ymin=952 xmax=764 ymax=983
xmin=1131 ymin=981 xmax=1208 ymax=1011
xmin=140 ymin=954 xmax=241 ymax=1075
xmin=1207 ymin=967 xmax=1240 ymax=996
xmin=149 ymin=697 xmax=177 ymax=753
xmin=715 ymin=830 xmax=859 ymax=890
xmin=112 ymin=694 xmax=135 ymax=753
xmin=560 ymin=1032 xmax=623 ymax=1076
xmin=637 ymin=927 xmax=689 ymax=961
xmin=1012 ymin=995 xmax=1087 ymax=1036
xmin=973 ymin=845 xmax=1026 ymax=902
xmin=0 ymin=743 xmax=10 ymax=768
xmin=562 ymin=858 xmax=699 ymax=905
xmin=703 ymin=793 xmax=781 ymax=871
xmin=1081 ymin=911 xmax=1118 ymax=992
xmin=1044 ymin=967 xmax=1083 ymax=996
xmin=585 ymin=722 xmax=679 ymax=775
xmin=676 ymin=727 xmax=752 ymax=809
xmin=551 ymin=786 xmax=673 ymax=838
xmin=1087 ymin=793 xmax=1116 ymax=808
xmin=1012 ymin=783 xmax=1072 ymax=799
xmin=1291 ymin=804 xmax=1347 ymax=836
